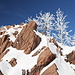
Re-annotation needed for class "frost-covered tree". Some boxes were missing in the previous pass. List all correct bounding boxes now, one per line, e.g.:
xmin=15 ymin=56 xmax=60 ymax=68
xmin=26 ymin=11 xmax=55 ymax=37
xmin=71 ymin=34 xmax=75 ymax=46
xmin=53 ymin=8 xmax=72 ymax=45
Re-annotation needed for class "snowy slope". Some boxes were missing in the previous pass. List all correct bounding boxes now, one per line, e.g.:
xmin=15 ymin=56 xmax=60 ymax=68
xmin=0 ymin=24 xmax=75 ymax=75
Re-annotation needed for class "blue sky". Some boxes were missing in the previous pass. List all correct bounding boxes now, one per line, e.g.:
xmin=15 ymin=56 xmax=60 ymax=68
xmin=0 ymin=0 xmax=75 ymax=34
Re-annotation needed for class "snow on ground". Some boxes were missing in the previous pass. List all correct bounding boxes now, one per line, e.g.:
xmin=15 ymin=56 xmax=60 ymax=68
xmin=40 ymin=39 xmax=75 ymax=75
xmin=0 ymin=24 xmax=26 ymax=42
xmin=55 ymin=56 xmax=75 ymax=75
xmin=31 ymin=30 xmax=47 ymax=55
xmin=0 ymin=27 xmax=75 ymax=75
xmin=0 ymin=31 xmax=48 ymax=75
xmin=0 ymin=46 xmax=38 ymax=75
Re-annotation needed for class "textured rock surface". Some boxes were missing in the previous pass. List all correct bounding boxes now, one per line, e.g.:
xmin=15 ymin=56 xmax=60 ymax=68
xmin=41 ymin=64 xmax=58 ymax=75
xmin=13 ymin=21 xmax=41 ymax=54
xmin=0 ymin=34 xmax=12 ymax=53
xmin=37 ymin=47 xmax=56 ymax=66
xmin=29 ymin=47 xmax=56 ymax=75
xmin=0 ymin=50 xmax=9 ymax=61
xmin=13 ymin=31 xmax=18 ymax=38
xmin=6 ymin=25 xmax=12 ymax=29
xmin=9 ymin=58 xmax=17 ymax=67
xmin=0 ymin=70 xmax=3 ymax=75
xmin=66 ymin=51 xmax=75 ymax=64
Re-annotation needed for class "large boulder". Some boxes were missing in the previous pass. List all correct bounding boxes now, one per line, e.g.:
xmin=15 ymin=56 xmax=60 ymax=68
xmin=13 ymin=21 xmax=41 ymax=54
xmin=41 ymin=64 xmax=58 ymax=75
xmin=66 ymin=51 xmax=75 ymax=64
xmin=28 ymin=47 xmax=56 ymax=75
xmin=0 ymin=70 xmax=3 ymax=75
xmin=37 ymin=47 xmax=56 ymax=66
xmin=9 ymin=58 xmax=17 ymax=67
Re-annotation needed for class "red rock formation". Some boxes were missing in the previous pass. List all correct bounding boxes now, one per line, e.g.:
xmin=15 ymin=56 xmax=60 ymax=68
xmin=13 ymin=31 xmax=18 ymax=38
xmin=13 ymin=21 xmax=41 ymax=54
xmin=37 ymin=47 xmax=56 ymax=66
xmin=0 ymin=50 xmax=9 ymax=61
xmin=6 ymin=26 xmax=12 ymax=29
xmin=0 ymin=31 xmax=6 ymax=35
xmin=0 ymin=39 xmax=12 ymax=54
xmin=9 ymin=58 xmax=17 ymax=67
xmin=41 ymin=64 xmax=58 ymax=75
xmin=0 ymin=70 xmax=3 ymax=75
xmin=29 ymin=47 xmax=56 ymax=75
xmin=20 ymin=22 xmax=25 ymax=25
xmin=32 ymin=46 xmax=46 ymax=57
xmin=66 ymin=51 xmax=75 ymax=64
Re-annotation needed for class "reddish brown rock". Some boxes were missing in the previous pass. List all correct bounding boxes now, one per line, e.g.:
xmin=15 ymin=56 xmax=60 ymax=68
xmin=66 ymin=51 xmax=75 ymax=64
xmin=20 ymin=22 xmax=25 ymax=25
xmin=41 ymin=64 xmax=58 ymax=75
xmin=0 ymin=70 xmax=3 ymax=75
xmin=6 ymin=26 xmax=12 ymax=29
xmin=17 ymin=26 xmax=22 ymax=28
xmin=12 ymin=24 xmax=15 ymax=27
xmin=0 ymin=38 xmax=2 ymax=46
xmin=13 ymin=31 xmax=18 ymax=38
xmin=9 ymin=58 xmax=17 ymax=67
xmin=0 ymin=50 xmax=9 ymax=61
xmin=29 ymin=48 xmax=56 ymax=75
xmin=32 ymin=50 xmax=40 ymax=57
xmin=37 ymin=47 xmax=56 ymax=66
xmin=29 ymin=65 xmax=43 ymax=75
xmin=32 ymin=46 xmax=46 ymax=57
xmin=0 ymin=31 xmax=6 ymax=35
xmin=50 ymin=38 xmax=63 ymax=50
xmin=13 ymin=21 xmax=41 ymax=54
xmin=1 ymin=35 xmax=10 ymax=44
xmin=0 ymin=39 xmax=12 ymax=54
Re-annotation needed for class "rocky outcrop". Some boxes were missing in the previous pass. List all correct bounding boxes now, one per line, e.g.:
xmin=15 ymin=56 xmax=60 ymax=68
xmin=50 ymin=38 xmax=63 ymax=50
xmin=0 ymin=34 xmax=12 ymax=60
xmin=37 ymin=47 xmax=56 ymax=66
xmin=13 ymin=31 xmax=18 ymax=38
xmin=20 ymin=22 xmax=25 ymax=25
xmin=13 ymin=21 xmax=41 ymax=54
xmin=32 ymin=46 xmax=46 ymax=57
xmin=0 ymin=31 xmax=6 ymax=35
xmin=9 ymin=58 xmax=17 ymax=67
xmin=0 ymin=50 xmax=9 ymax=61
xmin=66 ymin=51 xmax=75 ymax=64
xmin=28 ymin=47 xmax=56 ymax=75
xmin=0 ymin=39 xmax=12 ymax=54
xmin=0 ymin=70 xmax=3 ymax=75
xmin=41 ymin=64 xmax=58 ymax=75
xmin=6 ymin=26 xmax=12 ymax=29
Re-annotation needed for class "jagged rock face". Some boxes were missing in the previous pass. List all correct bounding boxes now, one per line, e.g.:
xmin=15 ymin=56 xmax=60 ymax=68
xmin=29 ymin=65 xmax=43 ymax=75
xmin=66 ymin=51 xmax=75 ymax=64
xmin=6 ymin=25 xmax=12 ymax=29
xmin=28 ymin=47 xmax=56 ymax=75
xmin=0 ymin=50 xmax=9 ymax=61
xmin=13 ymin=31 xmax=18 ymax=38
xmin=37 ymin=47 xmax=56 ymax=66
xmin=41 ymin=64 xmax=58 ymax=75
xmin=9 ymin=58 xmax=17 ymax=67
xmin=0 ymin=35 xmax=12 ymax=54
xmin=0 ymin=34 xmax=12 ymax=61
xmin=13 ymin=21 xmax=41 ymax=54
xmin=0 ymin=70 xmax=3 ymax=75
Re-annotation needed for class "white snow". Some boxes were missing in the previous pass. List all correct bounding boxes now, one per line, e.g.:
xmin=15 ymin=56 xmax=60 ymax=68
xmin=0 ymin=25 xmax=75 ymax=75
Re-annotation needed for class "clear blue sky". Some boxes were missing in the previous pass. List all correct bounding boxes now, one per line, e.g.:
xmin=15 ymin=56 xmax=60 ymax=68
xmin=0 ymin=0 xmax=75 ymax=34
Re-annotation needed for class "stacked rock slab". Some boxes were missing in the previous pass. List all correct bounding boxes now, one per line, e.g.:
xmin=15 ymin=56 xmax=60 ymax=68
xmin=13 ymin=21 xmax=41 ymax=54
xmin=66 ymin=51 xmax=75 ymax=64
xmin=41 ymin=64 xmax=58 ymax=75
xmin=28 ymin=47 xmax=56 ymax=75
